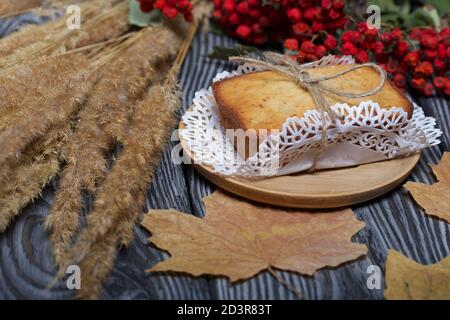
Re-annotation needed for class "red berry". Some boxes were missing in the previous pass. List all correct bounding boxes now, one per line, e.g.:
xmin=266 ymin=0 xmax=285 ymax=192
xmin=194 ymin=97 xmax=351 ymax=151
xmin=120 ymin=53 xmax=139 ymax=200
xmin=422 ymin=82 xmax=435 ymax=96
xmin=433 ymin=76 xmax=446 ymax=89
xmin=371 ymin=41 xmax=384 ymax=55
xmin=357 ymin=22 xmax=368 ymax=33
xmin=236 ymin=24 xmax=251 ymax=38
xmin=284 ymin=38 xmax=299 ymax=51
xmin=316 ymin=45 xmax=327 ymax=58
xmin=391 ymin=28 xmax=403 ymax=40
xmin=394 ymin=41 xmax=409 ymax=57
xmin=139 ymin=0 xmax=154 ymax=13
xmin=393 ymin=73 xmax=406 ymax=89
xmin=323 ymin=34 xmax=337 ymax=50
xmin=414 ymin=61 xmax=434 ymax=77
xmin=292 ymin=22 xmax=309 ymax=35
xmin=434 ymin=58 xmax=446 ymax=73
xmin=251 ymin=22 xmax=262 ymax=33
xmin=423 ymin=49 xmax=438 ymax=61
xmin=444 ymin=78 xmax=450 ymax=96
xmin=332 ymin=0 xmax=345 ymax=10
xmin=342 ymin=30 xmax=361 ymax=44
xmin=300 ymin=40 xmax=316 ymax=54
xmin=404 ymin=51 xmax=420 ymax=67
xmin=249 ymin=9 xmax=261 ymax=19
xmin=437 ymin=44 xmax=447 ymax=60
xmin=355 ymin=50 xmax=368 ymax=63
xmin=327 ymin=8 xmax=340 ymax=19
xmin=341 ymin=42 xmax=358 ymax=56
xmin=365 ymin=28 xmax=378 ymax=38
xmin=386 ymin=59 xmax=399 ymax=74
xmin=304 ymin=7 xmax=321 ymax=21
xmin=321 ymin=0 xmax=332 ymax=10
xmin=439 ymin=27 xmax=450 ymax=39
xmin=228 ymin=12 xmax=240 ymax=25
xmin=236 ymin=1 xmax=250 ymax=14
xmin=380 ymin=33 xmax=392 ymax=45
xmin=287 ymin=8 xmax=302 ymax=22
xmin=162 ymin=6 xmax=178 ymax=19
xmin=420 ymin=36 xmax=438 ymax=49
xmin=312 ymin=21 xmax=326 ymax=32
xmin=223 ymin=0 xmax=235 ymax=13
xmin=411 ymin=77 xmax=426 ymax=89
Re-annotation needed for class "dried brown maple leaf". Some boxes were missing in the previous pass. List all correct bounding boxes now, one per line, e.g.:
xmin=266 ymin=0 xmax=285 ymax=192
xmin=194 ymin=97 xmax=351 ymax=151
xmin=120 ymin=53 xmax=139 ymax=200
xmin=404 ymin=152 xmax=450 ymax=223
xmin=384 ymin=250 xmax=450 ymax=300
xmin=142 ymin=190 xmax=367 ymax=281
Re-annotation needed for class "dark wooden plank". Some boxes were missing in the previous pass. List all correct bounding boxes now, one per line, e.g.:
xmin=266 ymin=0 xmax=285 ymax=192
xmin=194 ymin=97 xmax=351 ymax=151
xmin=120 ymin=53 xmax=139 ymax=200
xmin=1 ymin=15 xmax=449 ymax=300
xmin=179 ymin=36 xmax=450 ymax=299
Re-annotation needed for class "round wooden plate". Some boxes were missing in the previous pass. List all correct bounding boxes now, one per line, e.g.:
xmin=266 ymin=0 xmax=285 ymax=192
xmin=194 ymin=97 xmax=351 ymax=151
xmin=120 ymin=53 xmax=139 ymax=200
xmin=179 ymin=110 xmax=420 ymax=209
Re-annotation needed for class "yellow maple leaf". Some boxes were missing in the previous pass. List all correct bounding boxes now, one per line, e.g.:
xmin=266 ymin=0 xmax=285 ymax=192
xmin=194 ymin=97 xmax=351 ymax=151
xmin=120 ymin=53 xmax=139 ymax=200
xmin=142 ymin=190 xmax=367 ymax=281
xmin=405 ymin=152 xmax=450 ymax=223
xmin=384 ymin=250 xmax=450 ymax=300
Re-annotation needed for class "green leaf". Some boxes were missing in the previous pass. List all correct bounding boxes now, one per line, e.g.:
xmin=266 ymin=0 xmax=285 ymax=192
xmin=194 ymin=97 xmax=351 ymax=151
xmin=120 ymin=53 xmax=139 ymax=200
xmin=399 ymin=1 xmax=411 ymax=15
xmin=148 ymin=9 xmax=163 ymax=26
xmin=128 ymin=0 xmax=151 ymax=27
xmin=382 ymin=13 xmax=401 ymax=24
xmin=427 ymin=0 xmax=450 ymax=16
xmin=424 ymin=7 xmax=442 ymax=30
xmin=368 ymin=0 xmax=399 ymax=13
xmin=404 ymin=7 xmax=441 ymax=30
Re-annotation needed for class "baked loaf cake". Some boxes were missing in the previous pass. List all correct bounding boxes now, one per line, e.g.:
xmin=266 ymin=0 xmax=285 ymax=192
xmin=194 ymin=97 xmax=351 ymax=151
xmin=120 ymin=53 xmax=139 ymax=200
xmin=212 ymin=64 xmax=413 ymax=134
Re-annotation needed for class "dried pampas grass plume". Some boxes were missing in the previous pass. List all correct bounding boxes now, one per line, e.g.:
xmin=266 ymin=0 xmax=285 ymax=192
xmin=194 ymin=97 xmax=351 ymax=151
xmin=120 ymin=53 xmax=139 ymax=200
xmin=0 ymin=54 xmax=82 ymax=122
xmin=0 ymin=119 xmax=72 ymax=232
xmin=0 ymin=53 xmax=97 ymax=182
xmin=0 ymin=1 xmax=129 ymax=72
xmin=58 ymin=2 xmax=210 ymax=299
xmin=0 ymin=0 xmax=43 ymax=18
xmin=0 ymin=0 xmax=121 ymax=57
xmin=71 ymin=80 xmax=180 ymax=299
xmin=46 ymin=26 xmax=184 ymax=267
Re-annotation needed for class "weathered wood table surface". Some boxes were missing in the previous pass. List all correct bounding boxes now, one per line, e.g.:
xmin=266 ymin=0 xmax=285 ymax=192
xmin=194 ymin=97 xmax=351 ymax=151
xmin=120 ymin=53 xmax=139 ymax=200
xmin=0 ymin=15 xmax=449 ymax=300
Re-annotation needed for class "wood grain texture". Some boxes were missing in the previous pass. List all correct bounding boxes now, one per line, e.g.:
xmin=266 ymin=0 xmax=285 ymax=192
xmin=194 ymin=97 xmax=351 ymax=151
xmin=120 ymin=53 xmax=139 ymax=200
xmin=0 ymin=16 xmax=449 ymax=300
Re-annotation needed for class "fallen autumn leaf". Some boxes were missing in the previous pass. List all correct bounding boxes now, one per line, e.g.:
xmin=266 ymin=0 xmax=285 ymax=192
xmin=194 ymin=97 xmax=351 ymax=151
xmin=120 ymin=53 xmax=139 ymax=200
xmin=142 ymin=190 xmax=367 ymax=282
xmin=384 ymin=250 xmax=450 ymax=300
xmin=405 ymin=152 xmax=450 ymax=223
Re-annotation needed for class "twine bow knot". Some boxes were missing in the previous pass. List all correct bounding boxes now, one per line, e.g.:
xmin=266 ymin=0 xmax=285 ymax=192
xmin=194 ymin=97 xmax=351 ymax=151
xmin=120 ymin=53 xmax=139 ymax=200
xmin=229 ymin=51 xmax=387 ymax=172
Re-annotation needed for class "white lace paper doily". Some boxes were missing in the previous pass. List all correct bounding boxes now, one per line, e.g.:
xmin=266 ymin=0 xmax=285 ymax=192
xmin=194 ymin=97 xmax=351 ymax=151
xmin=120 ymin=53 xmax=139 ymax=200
xmin=181 ymin=56 xmax=442 ymax=177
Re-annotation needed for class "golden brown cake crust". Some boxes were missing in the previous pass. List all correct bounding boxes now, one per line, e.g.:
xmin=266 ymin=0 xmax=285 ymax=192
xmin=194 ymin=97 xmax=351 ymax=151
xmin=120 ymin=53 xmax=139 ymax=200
xmin=212 ymin=64 xmax=413 ymax=132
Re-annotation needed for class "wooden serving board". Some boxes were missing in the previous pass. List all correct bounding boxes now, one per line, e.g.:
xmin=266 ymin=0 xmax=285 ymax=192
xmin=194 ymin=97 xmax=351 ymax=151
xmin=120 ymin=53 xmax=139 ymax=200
xmin=179 ymin=112 xmax=420 ymax=209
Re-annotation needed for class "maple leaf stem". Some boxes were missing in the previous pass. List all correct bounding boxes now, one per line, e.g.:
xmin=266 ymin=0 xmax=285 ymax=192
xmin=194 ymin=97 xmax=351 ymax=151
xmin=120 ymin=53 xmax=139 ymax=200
xmin=267 ymin=266 xmax=303 ymax=300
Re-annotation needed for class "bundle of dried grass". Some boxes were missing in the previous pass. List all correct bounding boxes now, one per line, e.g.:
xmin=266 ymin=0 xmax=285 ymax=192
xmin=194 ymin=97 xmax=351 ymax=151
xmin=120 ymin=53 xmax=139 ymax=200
xmin=0 ymin=0 xmax=43 ymax=18
xmin=0 ymin=54 xmax=82 ymax=121
xmin=0 ymin=43 xmax=125 ymax=232
xmin=45 ymin=25 xmax=185 ymax=267
xmin=0 ymin=0 xmax=210 ymax=299
xmin=0 ymin=53 xmax=96 ymax=181
xmin=74 ymin=1 xmax=130 ymax=49
xmin=56 ymin=7 xmax=206 ymax=298
xmin=0 ymin=1 xmax=129 ymax=72
xmin=68 ymin=77 xmax=181 ymax=299
xmin=0 ymin=0 xmax=119 ymax=57
xmin=0 ymin=121 xmax=69 ymax=232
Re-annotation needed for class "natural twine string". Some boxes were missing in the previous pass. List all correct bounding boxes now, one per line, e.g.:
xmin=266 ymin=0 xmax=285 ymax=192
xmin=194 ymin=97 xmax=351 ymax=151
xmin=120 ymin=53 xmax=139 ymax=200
xmin=229 ymin=52 xmax=387 ymax=172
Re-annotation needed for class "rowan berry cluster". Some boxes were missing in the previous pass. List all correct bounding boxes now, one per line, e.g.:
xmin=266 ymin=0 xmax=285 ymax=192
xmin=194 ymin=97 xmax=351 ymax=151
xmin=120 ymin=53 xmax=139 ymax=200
xmin=138 ymin=0 xmax=193 ymax=21
xmin=284 ymin=23 xmax=450 ymax=96
xmin=212 ymin=0 xmax=347 ymax=45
